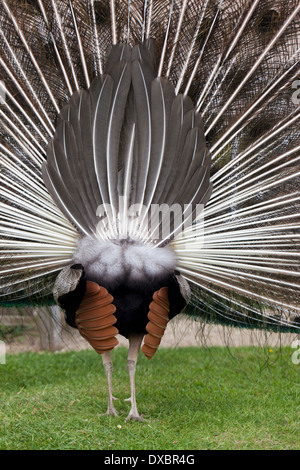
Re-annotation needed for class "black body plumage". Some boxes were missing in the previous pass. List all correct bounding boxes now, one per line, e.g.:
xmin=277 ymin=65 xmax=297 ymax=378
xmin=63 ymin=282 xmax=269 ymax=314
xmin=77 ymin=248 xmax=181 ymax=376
xmin=109 ymin=273 xmax=186 ymax=338
xmin=59 ymin=264 xmax=186 ymax=338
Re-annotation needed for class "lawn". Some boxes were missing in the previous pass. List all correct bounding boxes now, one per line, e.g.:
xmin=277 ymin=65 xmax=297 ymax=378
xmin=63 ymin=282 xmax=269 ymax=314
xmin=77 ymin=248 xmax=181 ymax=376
xmin=0 ymin=346 xmax=299 ymax=450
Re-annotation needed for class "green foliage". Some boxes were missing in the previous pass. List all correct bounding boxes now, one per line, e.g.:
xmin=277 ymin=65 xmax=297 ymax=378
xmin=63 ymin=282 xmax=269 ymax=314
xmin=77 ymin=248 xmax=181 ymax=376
xmin=0 ymin=347 xmax=299 ymax=450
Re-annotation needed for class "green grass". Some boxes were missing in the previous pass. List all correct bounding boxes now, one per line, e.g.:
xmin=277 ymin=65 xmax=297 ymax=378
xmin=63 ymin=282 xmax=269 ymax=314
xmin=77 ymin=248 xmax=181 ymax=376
xmin=0 ymin=346 xmax=299 ymax=450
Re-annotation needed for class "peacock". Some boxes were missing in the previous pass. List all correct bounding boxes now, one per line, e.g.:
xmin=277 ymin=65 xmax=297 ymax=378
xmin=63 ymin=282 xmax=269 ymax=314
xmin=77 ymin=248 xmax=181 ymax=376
xmin=0 ymin=0 xmax=300 ymax=421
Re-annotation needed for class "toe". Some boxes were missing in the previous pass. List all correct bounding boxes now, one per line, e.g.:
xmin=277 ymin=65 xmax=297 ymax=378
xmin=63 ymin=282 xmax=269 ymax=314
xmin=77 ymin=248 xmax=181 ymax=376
xmin=100 ymin=407 xmax=118 ymax=417
xmin=125 ymin=413 xmax=144 ymax=422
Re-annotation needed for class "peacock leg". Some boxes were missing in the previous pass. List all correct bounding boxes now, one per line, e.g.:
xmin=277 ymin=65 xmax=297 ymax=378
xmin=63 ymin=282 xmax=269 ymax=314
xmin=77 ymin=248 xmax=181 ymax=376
xmin=101 ymin=351 xmax=118 ymax=416
xmin=125 ymin=332 xmax=145 ymax=422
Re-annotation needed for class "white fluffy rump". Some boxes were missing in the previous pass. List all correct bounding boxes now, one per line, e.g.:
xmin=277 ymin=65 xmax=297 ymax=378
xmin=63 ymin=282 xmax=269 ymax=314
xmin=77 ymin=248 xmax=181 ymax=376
xmin=73 ymin=236 xmax=177 ymax=287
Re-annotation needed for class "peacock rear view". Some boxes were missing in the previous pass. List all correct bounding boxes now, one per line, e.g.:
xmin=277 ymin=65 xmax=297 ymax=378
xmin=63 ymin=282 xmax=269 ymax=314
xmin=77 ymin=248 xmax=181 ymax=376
xmin=0 ymin=0 xmax=300 ymax=420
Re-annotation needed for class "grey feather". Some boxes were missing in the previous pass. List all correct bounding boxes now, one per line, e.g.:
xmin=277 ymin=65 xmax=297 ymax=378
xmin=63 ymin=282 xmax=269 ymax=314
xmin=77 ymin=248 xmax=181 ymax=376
xmin=57 ymin=90 xmax=100 ymax=218
xmin=176 ymin=165 xmax=209 ymax=206
xmin=43 ymin=41 xmax=211 ymax=243
xmin=46 ymin=120 xmax=97 ymax=232
xmin=157 ymin=108 xmax=199 ymax=204
xmin=41 ymin=161 xmax=91 ymax=236
xmin=78 ymin=87 xmax=104 ymax=209
xmin=62 ymin=103 xmax=99 ymax=227
xmin=143 ymin=77 xmax=175 ymax=208
xmin=105 ymin=58 xmax=132 ymax=213
xmin=89 ymin=75 xmax=114 ymax=206
xmin=130 ymin=55 xmax=153 ymax=207
xmin=152 ymin=93 xmax=194 ymax=204
xmin=58 ymin=121 xmax=97 ymax=229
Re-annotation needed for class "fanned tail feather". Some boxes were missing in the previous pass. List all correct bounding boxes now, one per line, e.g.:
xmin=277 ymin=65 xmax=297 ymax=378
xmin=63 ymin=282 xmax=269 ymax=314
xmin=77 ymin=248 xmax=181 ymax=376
xmin=0 ymin=0 xmax=299 ymax=331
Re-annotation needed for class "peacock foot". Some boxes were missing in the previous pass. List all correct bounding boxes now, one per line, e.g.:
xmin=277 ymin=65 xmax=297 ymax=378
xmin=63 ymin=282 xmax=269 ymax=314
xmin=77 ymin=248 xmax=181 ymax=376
xmin=125 ymin=412 xmax=144 ymax=422
xmin=124 ymin=396 xmax=144 ymax=422
xmin=103 ymin=407 xmax=118 ymax=417
xmin=101 ymin=396 xmax=118 ymax=416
